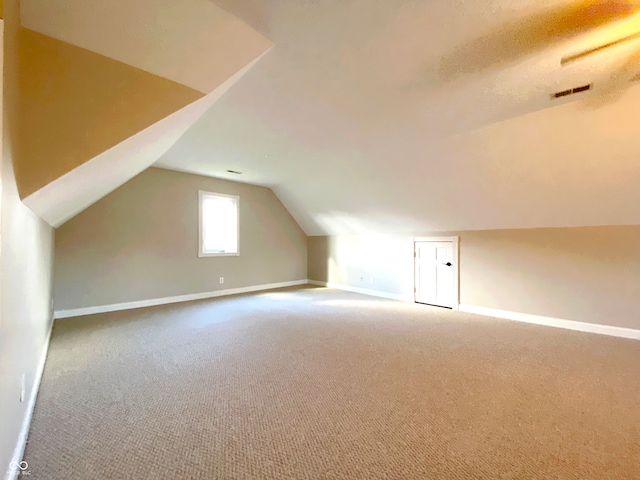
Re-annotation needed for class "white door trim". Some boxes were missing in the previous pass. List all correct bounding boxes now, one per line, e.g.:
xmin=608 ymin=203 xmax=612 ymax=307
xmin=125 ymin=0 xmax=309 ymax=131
xmin=413 ymin=236 xmax=460 ymax=310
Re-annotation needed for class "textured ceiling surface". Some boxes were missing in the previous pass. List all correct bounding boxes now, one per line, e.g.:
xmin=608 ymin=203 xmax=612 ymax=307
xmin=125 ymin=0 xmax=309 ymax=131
xmin=21 ymin=0 xmax=640 ymax=234
xmin=154 ymin=0 xmax=640 ymax=235
xmin=20 ymin=0 xmax=271 ymax=92
xmin=18 ymin=0 xmax=271 ymax=226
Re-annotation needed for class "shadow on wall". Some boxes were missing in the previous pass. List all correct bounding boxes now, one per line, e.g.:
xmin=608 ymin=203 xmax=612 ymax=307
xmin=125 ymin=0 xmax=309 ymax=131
xmin=13 ymin=28 xmax=203 ymax=199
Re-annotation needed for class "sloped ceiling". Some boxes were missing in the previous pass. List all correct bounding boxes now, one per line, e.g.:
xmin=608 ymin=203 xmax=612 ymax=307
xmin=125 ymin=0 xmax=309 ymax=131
xmin=17 ymin=0 xmax=272 ymax=226
xmin=20 ymin=0 xmax=271 ymax=93
xmin=23 ymin=58 xmax=266 ymax=227
xmin=14 ymin=28 xmax=204 ymax=199
xmin=156 ymin=0 xmax=640 ymax=235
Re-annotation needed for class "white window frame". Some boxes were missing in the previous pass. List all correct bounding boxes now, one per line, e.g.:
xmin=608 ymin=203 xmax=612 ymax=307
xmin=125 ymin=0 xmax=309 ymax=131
xmin=198 ymin=190 xmax=240 ymax=257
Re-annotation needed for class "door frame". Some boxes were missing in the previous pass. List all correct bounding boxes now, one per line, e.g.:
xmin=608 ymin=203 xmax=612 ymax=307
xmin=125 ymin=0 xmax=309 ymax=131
xmin=413 ymin=236 xmax=460 ymax=310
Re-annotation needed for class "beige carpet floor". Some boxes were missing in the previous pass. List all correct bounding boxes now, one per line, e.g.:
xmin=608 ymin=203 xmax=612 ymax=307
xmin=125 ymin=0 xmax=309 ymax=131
xmin=23 ymin=286 xmax=640 ymax=479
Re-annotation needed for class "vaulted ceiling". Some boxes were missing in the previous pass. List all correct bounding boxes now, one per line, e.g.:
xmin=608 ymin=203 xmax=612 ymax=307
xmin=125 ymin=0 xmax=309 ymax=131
xmin=159 ymin=0 xmax=640 ymax=235
xmin=16 ymin=0 xmax=271 ymax=225
xmin=15 ymin=0 xmax=640 ymax=234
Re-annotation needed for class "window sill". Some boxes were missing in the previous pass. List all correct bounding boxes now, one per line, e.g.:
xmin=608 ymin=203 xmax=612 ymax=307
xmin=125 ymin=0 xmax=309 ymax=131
xmin=199 ymin=252 xmax=240 ymax=258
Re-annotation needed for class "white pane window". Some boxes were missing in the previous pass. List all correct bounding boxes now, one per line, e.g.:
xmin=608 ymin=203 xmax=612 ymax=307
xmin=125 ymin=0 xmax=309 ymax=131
xmin=199 ymin=191 xmax=239 ymax=256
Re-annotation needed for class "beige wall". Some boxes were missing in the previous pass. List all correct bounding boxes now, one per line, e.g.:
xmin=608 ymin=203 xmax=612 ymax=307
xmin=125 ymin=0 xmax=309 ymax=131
xmin=308 ymin=234 xmax=414 ymax=296
xmin=14 ymin=28 xmax=202 ymax=198
xmin=308 ymin=225 xmax=640 ymax=329
xmin=1 ymin=3 xmax=55 ymax=475
xmin=54 ymin=167 xmax=307 ymax=311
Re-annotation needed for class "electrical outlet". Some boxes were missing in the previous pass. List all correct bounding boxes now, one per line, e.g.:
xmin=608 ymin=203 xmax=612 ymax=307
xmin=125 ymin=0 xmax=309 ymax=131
xmin=20 ymin=374 xmax=25 ymax=403
xmin=219 ymin=277 xmax=224 ymax=284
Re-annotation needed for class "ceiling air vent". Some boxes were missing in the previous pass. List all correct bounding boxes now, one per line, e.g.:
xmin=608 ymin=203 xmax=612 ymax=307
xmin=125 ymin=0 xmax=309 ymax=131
xmin=551 ymin=83 xmax=592 ymax=99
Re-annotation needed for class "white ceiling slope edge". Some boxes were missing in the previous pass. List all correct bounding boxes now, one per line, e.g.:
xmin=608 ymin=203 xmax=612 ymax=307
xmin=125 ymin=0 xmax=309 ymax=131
xmin=276 ymin=82 xmax=640 ymax=236
xmin=20 ymin=0 xmax=271 ymax=93
xmin=23 ymin=53 xmax=270 ymax=227
xmin=156 ymin=0 xmax=640 ymax=235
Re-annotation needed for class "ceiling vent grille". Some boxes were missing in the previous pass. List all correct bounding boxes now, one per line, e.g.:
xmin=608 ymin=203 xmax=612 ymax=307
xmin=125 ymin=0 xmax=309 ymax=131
xmin=551 ymin=83 xmax=592 ymax=99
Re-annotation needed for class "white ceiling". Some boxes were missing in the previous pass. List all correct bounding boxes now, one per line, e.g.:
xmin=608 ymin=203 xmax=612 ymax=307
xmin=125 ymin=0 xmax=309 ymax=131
xmin=18 ymin=0 xmax=272 ymax=226
xmin=20 ymin=0 xmax=271 ymax=93
xmin=20 ymin=0 xmax=640 ymax=235
xmin=23 ymin=57 xmax=267 ymax=227
xmin=156 ymin=0 xmax=640 ymax=235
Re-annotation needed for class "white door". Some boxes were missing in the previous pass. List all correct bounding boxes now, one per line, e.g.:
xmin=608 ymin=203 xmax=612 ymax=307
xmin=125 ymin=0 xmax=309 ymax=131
xmin=415 ymin=241 xmax=455 ymax=308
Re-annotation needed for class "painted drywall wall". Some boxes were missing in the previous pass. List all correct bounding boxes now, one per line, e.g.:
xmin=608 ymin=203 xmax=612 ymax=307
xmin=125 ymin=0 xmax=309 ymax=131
xmin=22 ymin=50 xmax=270 ymax=230
xmin=308 ymin=234 xmax=414 ymax=298
xmin=20 ymin=0 xmax=273 ymax=94
xmin=308 ymin=226 xmax=640 ymax=329
xmin=54 ymin=167 xmax=307 ymax=311
xmin=0 ymin=4 xmax=55 ymax=477
xmin=14 ymin=28 xmax=203 ymax=199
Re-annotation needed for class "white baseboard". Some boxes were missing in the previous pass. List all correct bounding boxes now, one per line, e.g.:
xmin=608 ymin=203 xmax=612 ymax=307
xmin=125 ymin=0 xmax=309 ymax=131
xmin=54 ymin=280 xmax=309 ymax=319
xmin=5 ymin=318 xmax=53 ymax=480
xmin=308 ymin=280 xmax=412 ymax=302
xmin=459 ymin=304 xmax=640 ymax=341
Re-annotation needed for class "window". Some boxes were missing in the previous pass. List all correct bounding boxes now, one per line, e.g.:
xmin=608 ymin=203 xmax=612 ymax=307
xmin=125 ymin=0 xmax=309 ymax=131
xmin=198 ymin=191 xmax=239 ymax=257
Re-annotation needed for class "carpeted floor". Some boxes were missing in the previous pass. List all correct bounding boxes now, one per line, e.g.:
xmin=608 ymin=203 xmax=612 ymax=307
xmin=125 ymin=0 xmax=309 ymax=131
xmin=23 ymin=286 xmax=640 ymax=479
